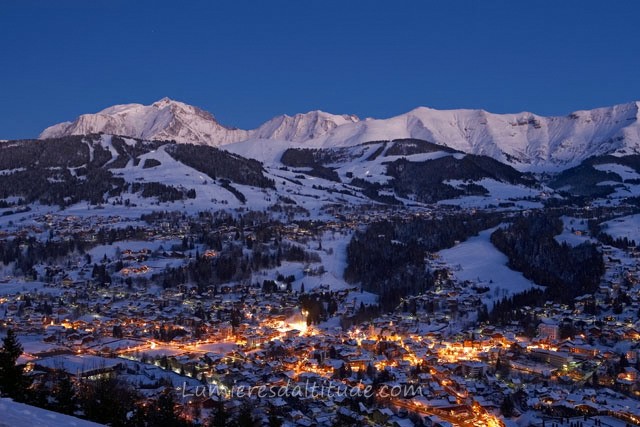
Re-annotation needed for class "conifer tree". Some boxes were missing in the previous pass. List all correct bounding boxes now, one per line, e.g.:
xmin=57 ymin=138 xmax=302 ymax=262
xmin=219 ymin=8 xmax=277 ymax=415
xmin=0 ymin=329 xmax=28 ymax=400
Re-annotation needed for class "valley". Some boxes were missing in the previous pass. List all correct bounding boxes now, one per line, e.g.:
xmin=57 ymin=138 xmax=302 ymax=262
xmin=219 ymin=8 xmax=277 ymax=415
xmin=1 ymin=100 xmax=640 ymax=426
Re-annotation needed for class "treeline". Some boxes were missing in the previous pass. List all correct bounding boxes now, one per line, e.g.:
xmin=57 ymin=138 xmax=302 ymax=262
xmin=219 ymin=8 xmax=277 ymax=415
xmin=491 ymin=213 xmax=605 ymax=303
xmin=107 ymin=136 xmax=163 ymax=169
xmin=349 ymin=178 xmax=401 ymax=205
xmin=0 ymin=137 xmax=272 ymax=206
xmin=549 ymin=163 xmax=620 ymax=197
xmin=281 ymin=146 xmax=361 ymax=167
xmin=167 ymin=144 xmax=275 ymax=189
xmin=131 ymin=182 xmax=196 ymax=202
xmin=159 ymin=232 xmax=320 ymax=292
xmin=588 ymin=218 xmax=638 ymax=250
xmin=345 ymin=212 xmax=503 ymax=310
xmin=280 ymin=138 xmax=457 ymax=168
xmin=0 ymin=136 xmax=123 ymax=206
xmin=479 ymin=288 xmax=546 ymax=331
xmin=0 ymin=234 xmax=89 ymax=276
xmin=0 ymin=135 xmax=108 ymax=170
xmin=0 ymin=165 xmax=125 ymax=206
xmin=546 ymin=154 xmax=640 ymax=197
xmin=386 ymin=154 xmax=533 ymax=203
xmin=384 ymin=138 xmax=458 ymax=157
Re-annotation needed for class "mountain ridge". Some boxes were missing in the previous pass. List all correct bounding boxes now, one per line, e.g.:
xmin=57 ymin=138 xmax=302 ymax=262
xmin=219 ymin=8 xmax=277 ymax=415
xmin=39 ymin=98 xmax=640 ymax=170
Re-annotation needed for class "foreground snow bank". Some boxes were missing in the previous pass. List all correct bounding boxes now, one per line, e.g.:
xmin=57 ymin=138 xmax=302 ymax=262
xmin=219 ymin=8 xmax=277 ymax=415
xmin=0 ymin=398 xmax=104 ymax=427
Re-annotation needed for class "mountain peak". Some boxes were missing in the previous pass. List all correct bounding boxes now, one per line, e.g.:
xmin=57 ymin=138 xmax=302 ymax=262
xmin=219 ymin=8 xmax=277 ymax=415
xmin=150 ymin=97 xmax=191 ymax=111
xmin=153 ymin=96 xmax=174 ymax=105
xmin=39 ymin=99 xmax=248 ymax=145
xmin=253 ymin=110 xmax=359 ymax=142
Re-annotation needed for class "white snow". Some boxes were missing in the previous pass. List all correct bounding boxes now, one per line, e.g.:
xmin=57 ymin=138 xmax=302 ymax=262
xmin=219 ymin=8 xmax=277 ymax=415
xmin=0 ymin=398 xmax=104 ymax=427
xmin=253 ymin=110 xmax=359 ymax=142
xmin=0 ymin=281 xmax=63 ymax=297
xmin=437 ymin=179 xmax=545 ymax=209
xmin=39 ymin=99 xmax=640 ymax=170
xmin=593 ymin=163 xmax=640 ymax=181
xmin=40 ymin=98 xmax=250 ymax=146
xmin=601 ymin=214 xmax=640 ymax=242
xmin=438 ymin=227 xmax=542 ymax=306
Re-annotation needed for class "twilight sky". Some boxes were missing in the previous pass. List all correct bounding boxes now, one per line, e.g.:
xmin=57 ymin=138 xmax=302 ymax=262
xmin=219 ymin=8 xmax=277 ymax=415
xmin=1 ymin=0 xmax=639 ymax=139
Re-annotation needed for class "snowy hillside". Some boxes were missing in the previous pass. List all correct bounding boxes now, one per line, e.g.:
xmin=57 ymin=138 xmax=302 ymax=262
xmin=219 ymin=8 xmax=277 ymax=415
xmin=0 ymin=135 xmax=547 ymax=217
xmin=39 ymin=99 xmax=640 ymax=170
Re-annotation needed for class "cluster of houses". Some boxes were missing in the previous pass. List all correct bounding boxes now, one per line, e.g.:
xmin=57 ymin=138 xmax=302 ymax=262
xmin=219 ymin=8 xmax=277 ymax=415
xmin=1 ymin=205 xmax=640 ymax=426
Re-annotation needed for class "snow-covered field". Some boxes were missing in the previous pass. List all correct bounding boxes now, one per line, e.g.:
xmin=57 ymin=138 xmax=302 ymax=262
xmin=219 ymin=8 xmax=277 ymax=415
xmin=438 ymin=227 xmax=542 ymax=307
xmin=255 ymin=229 xmax=379 ymax=309
xmin=601 ymin=214 xmax=640 ymax=241
xmin=593 ymin=163 xmax=640 ymax=181
xmin=437 ymin=178 xmax=545 ymax=209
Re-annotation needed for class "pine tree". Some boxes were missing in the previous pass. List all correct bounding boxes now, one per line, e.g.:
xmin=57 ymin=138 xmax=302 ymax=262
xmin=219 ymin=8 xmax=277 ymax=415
xmin=0 ymin=329 xmax=28 ymax=400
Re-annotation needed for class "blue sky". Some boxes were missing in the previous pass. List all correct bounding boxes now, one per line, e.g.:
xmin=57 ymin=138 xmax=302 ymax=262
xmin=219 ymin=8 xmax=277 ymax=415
xmin=1 ymin=0 xmax=639 ymax=139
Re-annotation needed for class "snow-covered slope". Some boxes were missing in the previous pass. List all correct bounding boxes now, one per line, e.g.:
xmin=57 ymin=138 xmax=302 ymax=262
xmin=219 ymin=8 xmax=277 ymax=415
xmin=308 ymin=102 xmax=640 ymax=169
xmin=40 ymin=99 xmax=640 ymax=170
xmin=0 ymin=398 xmax=105 ymax=427
xmin=40 ymin=98 xmax=250 ymax=146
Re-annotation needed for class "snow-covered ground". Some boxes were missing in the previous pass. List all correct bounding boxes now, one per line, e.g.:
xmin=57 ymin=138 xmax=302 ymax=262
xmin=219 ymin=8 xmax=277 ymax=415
xmin=438 ymin=178 xmax=545 ymax=209
xmin=35 ymin=354 xmax=123 ymax=374
xmin=593 ymin=163 xmax=640 ymax=181
xmin=601 ymin=214 xmax=640 ymax=241
xmin=109 ymin=144 xmax=273 ymax=213
xmin=554 ymin=216 xmax=593 ymax=246
xmin=299 ymin=230 xmax=378 ymax=307
xmin=438 ymin=227 xmax=542 ymax=307
xmin=257 ymin=229 xmax=379 ymax=309
xmin=0 ymin=204 xmax=57 ymax=229
xmin=0 ymin=281 xmax=63 ymax=297
xmin=0 ymin=398 xmax=104 ymax=427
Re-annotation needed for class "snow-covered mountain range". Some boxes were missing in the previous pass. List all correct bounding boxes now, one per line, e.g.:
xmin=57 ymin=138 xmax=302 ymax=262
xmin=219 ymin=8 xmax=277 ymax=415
xmin=40 ymin=98 xmax=640 ymax=170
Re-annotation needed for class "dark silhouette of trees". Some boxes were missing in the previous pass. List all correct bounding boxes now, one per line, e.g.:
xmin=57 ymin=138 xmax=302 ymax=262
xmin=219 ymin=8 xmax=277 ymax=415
xmin=0 ymin=329 xmax=29 ymax=400
xmin=345 ymin=212 xmax=502 ymax=310
xmin=51 ymin=373 xmax=76 ymax=415
xmin=491 ymin=213 xmax=604 ymax=303
xmin=78 ymin=375 xmax=140 ymax=426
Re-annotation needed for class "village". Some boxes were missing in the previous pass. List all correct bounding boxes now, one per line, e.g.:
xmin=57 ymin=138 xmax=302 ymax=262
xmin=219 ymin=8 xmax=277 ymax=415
xmin=0 ymin=204 xmax=640 ymax=427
